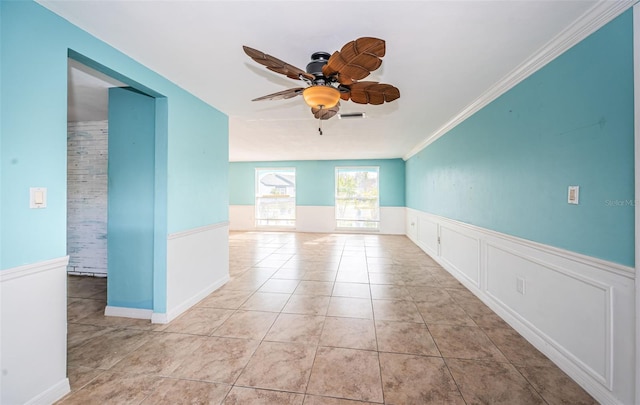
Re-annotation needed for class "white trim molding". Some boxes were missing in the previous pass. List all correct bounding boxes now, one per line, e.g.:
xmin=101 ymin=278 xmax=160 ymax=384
xmin=406 ymin=208 xmax=635 ymax=405
xmin=0 ymin=256 xmax=70 ymax=282
xmin=168 ymin=221 xmax=230 ymax=240
xmin=24 ymin=378 xmax=70 ymax=405
xmin=151 ymin=312 xmax=169 ymax=324
xmin=158 ymin=275 xmax=230 ymax=324
xmin=404 ymin=0 xmax=637 ymax=161
xmin=104 ymin=306 xmax=153 ymax=320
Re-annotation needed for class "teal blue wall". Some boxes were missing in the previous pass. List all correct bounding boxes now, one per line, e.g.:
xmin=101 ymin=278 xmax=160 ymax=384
xmin=107 ymin=88 xmax=156 ymax=309
xmin=230 ymin=159 xmax=405 ymax=207
xmin=406 ymin=11 xmax=634 ymax=266
xmin=0 ymin=2 xmax=229 ymax=313
xmin=153 ymin=98 xmax=169 ymax=313
xmin=168 ymin=99 xmax=229 ymax=231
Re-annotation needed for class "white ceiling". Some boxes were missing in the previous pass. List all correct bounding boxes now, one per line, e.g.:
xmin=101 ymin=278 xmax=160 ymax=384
xmin=43 ymin=0 xmax=624 ymax=162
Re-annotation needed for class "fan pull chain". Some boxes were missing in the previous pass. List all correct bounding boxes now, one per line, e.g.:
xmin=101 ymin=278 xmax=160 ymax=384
xmin=318 ymin=105 xmax=324 ymax=135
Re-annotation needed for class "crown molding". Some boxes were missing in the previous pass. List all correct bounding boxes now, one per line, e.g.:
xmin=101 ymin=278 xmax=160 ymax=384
xmin=403 ymin=0 xmax=638 ymax=161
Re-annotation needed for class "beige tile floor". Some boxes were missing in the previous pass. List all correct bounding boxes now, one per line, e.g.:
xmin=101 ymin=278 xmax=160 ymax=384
xmin=58 ymin=232 xmax=598 ymax=404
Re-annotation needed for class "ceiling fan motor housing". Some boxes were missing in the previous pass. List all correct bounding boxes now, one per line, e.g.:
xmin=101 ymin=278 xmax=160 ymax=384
xmin=306 ymin=52 xmax=331 ymax=79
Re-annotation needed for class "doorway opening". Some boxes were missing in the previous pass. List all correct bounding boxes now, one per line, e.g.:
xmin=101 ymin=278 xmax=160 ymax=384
xmin=67 ymin=58 xmax=125 ymax=279
xmin=65 ymin=52 xmax=167 ymax=319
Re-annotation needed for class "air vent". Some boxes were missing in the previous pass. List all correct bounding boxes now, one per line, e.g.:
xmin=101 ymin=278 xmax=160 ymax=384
xmin=338 ymin=112 xmax=366 ymax=119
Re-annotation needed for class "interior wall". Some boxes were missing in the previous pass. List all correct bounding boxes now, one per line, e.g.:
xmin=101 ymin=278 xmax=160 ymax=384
xmin=67 ymin=120 xmax=108 ymax=276
xmin=406 ymin=209 xmax=634 ymax=405
xmin=405 ymin=10 xmax=635 ymax=405
xmin=1 ymin=1 xmax=229 ymax=271
xmin=405 ymin=10 xmax=634 ymax=267
xmin=634 ymin=4 xmax=640 ymax=402
xmin=107 ymin=87 xmax=156 ymax=310
xmin=0 ymin=1 xmax=229 ymax=402
xmin=229 ymin=159 xmax=405 ymax=233
xmin=162 ymin=91 xmax=229 ymax=320
xmin=167 ymin=97 xmax=229 ymax=233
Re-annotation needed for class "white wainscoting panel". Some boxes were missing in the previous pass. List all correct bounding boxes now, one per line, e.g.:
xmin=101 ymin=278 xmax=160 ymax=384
xmin=440 ymin=225 xmax=480 ymax=286
xmin=164 ymin=222 xmax=230 ymax=323
xmin=406 ymin=208 xmax=635 ymax=405
xmin=0 ymin=257 xmax=71 ymax=405
xmin=406 ymin=211 xmax=418 ymax=241
xmin=229 ymin=205 xmax=254 ymax=231
xmin=379 ymin=207 xmax=406 ymax=235
xmin=417 ymin=216 xmax=439 ymax=256
xmin=486 ymin=243 xmax=610 ymax=385
xmin=230 ymin=205 xmax=405 ymax=235
xmin=296 ymin=206 xmax=335 ymax=233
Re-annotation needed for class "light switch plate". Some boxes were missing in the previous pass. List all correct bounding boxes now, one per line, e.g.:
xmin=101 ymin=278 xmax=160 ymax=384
xmin=568 ymin=186 xmax=579 ymax=205
xmin=30 ymin=187 xmax=47 ymax=209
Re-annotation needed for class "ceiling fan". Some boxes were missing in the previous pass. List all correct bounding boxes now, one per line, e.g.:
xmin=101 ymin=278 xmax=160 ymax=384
xmin=243 ymin=37 xmax=400 ymax=125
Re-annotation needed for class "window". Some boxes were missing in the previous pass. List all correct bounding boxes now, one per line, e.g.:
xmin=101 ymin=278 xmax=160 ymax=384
xmin=335 ymin=167 xmax=379 ymax=230
xmin=255 ymin=168 xmax=296 ymax=227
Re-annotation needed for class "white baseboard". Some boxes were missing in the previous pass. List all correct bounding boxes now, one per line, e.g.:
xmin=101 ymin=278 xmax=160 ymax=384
xmin=104 ymin=306 xmax=153 ymax=320
xmin=25 ymin=378 xmax=70 ymax=405
xmin=155 ymin=275 xmax=230 ymax=324
xmin=405 ymin=208 xmax=635 ymax=405
xmin=151 ymin=312 xmax=169 ymax=324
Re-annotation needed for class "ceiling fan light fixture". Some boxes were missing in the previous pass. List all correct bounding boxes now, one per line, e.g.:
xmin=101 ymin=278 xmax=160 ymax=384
xmin=303 ymin=86 xmax=340 ymax=109
xmin=243 ymin=38 xmax=399 ymax=122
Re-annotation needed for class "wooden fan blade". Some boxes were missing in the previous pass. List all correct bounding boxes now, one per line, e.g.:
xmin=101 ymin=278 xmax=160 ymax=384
xmin=322 ymin=37 xmax=386 ymax=84
xmin=311 ymin=103 xmax=340 ymax=120
xmin=345 ymin=82 xmax=400 ymax=105
xmin=251 ymin=87 xmax=304 ymax=102
xmin=243 ymin=46 xmax=315 ymax=81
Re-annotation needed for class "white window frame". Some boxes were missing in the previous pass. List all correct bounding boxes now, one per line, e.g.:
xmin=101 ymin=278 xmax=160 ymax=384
xmin=255 ymin=167 xmax=296 ymax=228
xmin=335 ymin=166 xmax=380 ymax=231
